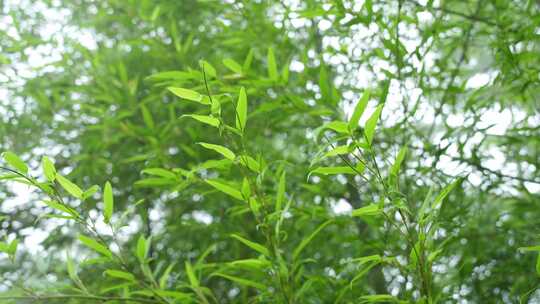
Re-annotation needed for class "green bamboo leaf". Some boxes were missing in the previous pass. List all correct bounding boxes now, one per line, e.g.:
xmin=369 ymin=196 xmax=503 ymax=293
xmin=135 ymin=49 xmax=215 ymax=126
xmin=364 ymin=103 xmax=384 ymax=145
xmin=104 ymin=269 xmax=135 ymax=281
xmin=103 ymin=181 xmax=113 ymax=223
xmin=136 ymin=234 xmax=147 ymax=262
xmin=432 ymin=178 xmax=462 ymax=209
xmin=323 ymin=121 xmax=349 ymax=134
xmin=181 ymin=114 xmax=220 ymax=128
xmin=159 ymin=263 xmax=176 ymax=289
xmin=235 ymin=87 xmax=247 ymax=133
xmin=349 ymin=89 xmax=371 ymax=129
xmin=227 ymin=258 xmax=271 ymax=271
xmin=230 ymin=234 xmax=270 ymax=257
xmin=168 ymin=87 xmax=207 ymax=104
xmin=293 ymin=220 xmax=332 ymax=260
xmin=67 ymin=251 xmax=88 ymax=292
xmin=309 ymin=165 xmax=364 ymax=177
xmin=223 ymin=58 xmax=243 ymax=74
xmin=78 ymin=235 xmax=113 ymax=258
xmin=57 ymin=175 xmax=84 ymax=199
xmin=359 ymin=294 xmax=399 ymax=303
xmin=42 ymin=200 xmax=79 ymax=217
xmin=536 ymin=254 xmax=540 ymax=276
xmin=206 ymin=180 xmax=243 ymax=200
xmin=211 ymin=272 xmax=265 ymax=290
xmin=390 ymin=146 xmax=408 ymax=177
xmin=198 ymin=142 xmax=236 ymax=160
xmin=42 ymin=156 xmax=56 ymax=182
xmin=351 ymin=204 xmax=382 ymax=217
xmin=141 ymin=168 xmax=177 ymax=179
xmin=185 ymin=261 xmax=199 ymax=287
xmin=267 ymin=47 xmax=278 ymax=81
xmin=199 ymin=60 xmax=216 ymax=78
xmin=238 ymin=155 xmax=260 ymax=173
xmin=140 ymin=104 xmax=155 ymax=130
xmin=243 ymin=49 xmax=254 ymax=72
xmin=519 ymin=246 xmax=540 ymax=252
xmin=323 ymin=145 xmax=351 ymax=158
xmin=276 ymin=171 xmax=286 ymax=212
xmin=2 ymin=151 xmax=27 ymax=174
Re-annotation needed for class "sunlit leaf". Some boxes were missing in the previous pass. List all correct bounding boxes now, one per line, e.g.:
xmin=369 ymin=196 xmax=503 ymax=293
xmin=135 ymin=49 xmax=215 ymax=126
xmin=364 ymin=103 xmax=384 ymax=145
xmin=235 ymin=87 xmax=247 ymax=133
xmin=103 ymin=181 xmax=113 ymax=223
xmin=42 ymin=156 xmax=56 ymax=182
xmin=206 ymin=180 xmax=243 ymax=200
xmin=198 ymin=142 xmax=236 ymax=160
xmin=57 ymin=175 xmax=84 ymax=199
xmin=2 ymin=151 xmax=27 ymax=174
xmin=231 ymin=234 xmax=270 ymax=257
xmin=181 ymin=114 xmax=220 ymax=128
xmin=349 ymin=89 xmax=371 ymax=129
xmin=78 ymin=235 xmax=113 ymax=258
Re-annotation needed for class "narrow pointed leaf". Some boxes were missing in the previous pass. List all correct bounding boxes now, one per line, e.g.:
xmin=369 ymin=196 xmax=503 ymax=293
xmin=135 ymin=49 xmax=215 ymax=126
xmin=42 ymin=156 xmax=56 ymax=182
xmin=104 ymin=270 xmax=135 ymax=281
xmin=185 ymin=261 xmax=199 ymax=287
xmin=349 ymin=89 xmax=371 ymax=129
xmin=211 ymin=273 xmax=265 ymax=290
xmin=231 ymin=234 xmax=270 ymax=257
xmin=293 ymin=220 xmax=332 ymax=260
xmin=78 ymin=235 xmax=113 ymax=258
xmin=198 ymin=142 xmax=236 ymax=160
xmin=2 ymin=152 xmax=27 ymax=174
xmin=364 ymin=104 xmax=384 ymax=145
xmin=235 ymin=87 xmax=247 ymax=132
xmin=267 ymin=47 xmax=278 ymax=80
xmin=182 ymin=114 xmax=220 ymax=128
xmin=432 ymin=178 xmax=462 ymax=209
xmin=103 ymin=181 xmax=113 ymax=223
xmin=206 ymin=180 xmax=243 ymax=200
xmin=223 ymin=58 xmax=243 ymax=74
xmin=57 ymin=175 xmax=84 ymax=199
xmin=168 ymin=87 xmax=207 ymax=104
xmin=351 ymin=204 xmax=382 ymax=217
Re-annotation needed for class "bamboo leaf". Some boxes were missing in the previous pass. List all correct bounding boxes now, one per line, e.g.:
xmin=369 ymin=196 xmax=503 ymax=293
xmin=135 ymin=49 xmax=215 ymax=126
xmin=57 ymin=175 xmax=84 ymax=199
xmin=42 ymin=156 xmax=56 ymax=182
xmin=211 ymin=272 xmax=265 ymax=290
xmin=293 ymin=220 xmax=332 ymax=260
xmin=223 ymin=58 xmax=243 ymax=74
xmin=276 ymin=171 xmax=286 ymax=212
xmin=78 ymin=235 xmax=113 ymax=258
xmin=2 ymin=151 xmax=27 ymax=174
xmin=349 ymin=89 xmax=371 ymax=129
xmin=235 ymin=87 xmax=247 ymax=133
xmin=206 ymin=180 xmax=243 ymax=200
xmin=168 ymin=87 xmax=207 ymax=104
xmin=230 ymin=234 xmax=270 ymax=257
xmin=432 ymin=178 xmax=462 ymax=209
xmin=136 ymin=234 xmax=147 ymax=263
xmin=364 ymin=103 xmax=384 ymax=145
xmin=198 ymin=142 xmax=236 ymax=160
xmin=103 ymin=181 xmax=113 ymax=223
xmin=104 ymin=269 xmax=135 ymax=281
xmin=140 ymin=104 xmax=155 ymax=130
xmin=267 ymin=47 xmax=278 ymax=81
xmin=181 ymin=114 xmax=220 ymax=128
xmin=351 ymin=204 xmax=382 ymax=217
xmin=185 ymin=261 xmax=199 ymax=287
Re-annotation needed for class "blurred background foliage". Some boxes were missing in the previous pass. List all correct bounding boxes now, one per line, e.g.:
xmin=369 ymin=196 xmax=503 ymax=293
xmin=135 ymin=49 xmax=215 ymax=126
xmin=0 ymin=0 xmax=539 ymax=303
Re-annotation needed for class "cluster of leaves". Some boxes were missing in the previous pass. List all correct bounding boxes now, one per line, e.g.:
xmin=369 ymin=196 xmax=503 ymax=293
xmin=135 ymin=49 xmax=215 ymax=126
xmin=1 ymin=0 xmax=540 ymax=303
xmin=0 ymin=72 xmax=462 ymax=303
